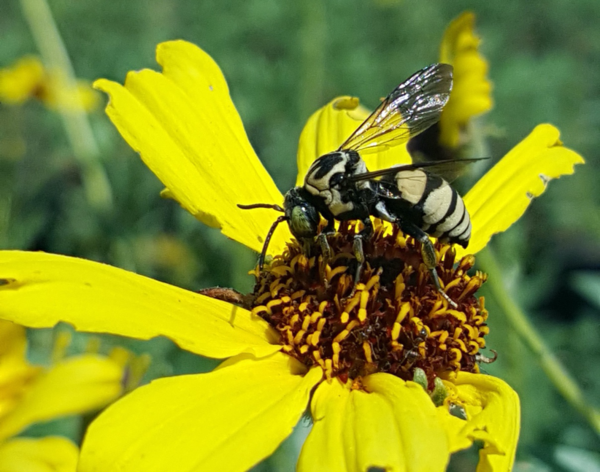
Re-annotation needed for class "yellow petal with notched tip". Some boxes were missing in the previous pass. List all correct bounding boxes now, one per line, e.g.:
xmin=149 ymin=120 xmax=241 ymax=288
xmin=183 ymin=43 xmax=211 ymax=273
xmin=439 ymin=12 xmax=492 ymax=149
xmin=94 ymin=40 xmax=289 ymax=254
xmin=0 ymin=251 xmax=279 ymax=359
xmin=298 ymin=374 xmax=448 ymax=472
xmin=0 ymin=355 xmax=124 ymax=441
xmin=439 ymin=372 xmax=520 ymax=472
xmin=0 ymin=437 xmax=78 ymax=472
xmin=296 ymin=96 xmax=412 ymax=186
xmin=78 ymin=352 xmax=322 ymax=472
xmin=458 ymin=124 xmax=584 ymax=258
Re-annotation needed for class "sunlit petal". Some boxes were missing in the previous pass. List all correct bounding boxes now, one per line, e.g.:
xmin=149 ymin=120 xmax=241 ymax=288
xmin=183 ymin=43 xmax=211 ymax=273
xmin=0 ymin=355 xmax=124 ymax=441
xmin=79 ymin=352 xmax=322 ymax=472
xmin=298 ymin=379 xmax=353 ymax=472
xmin=296 ymin=96 xmax=412 ymax=185
xmin=364 ymin=374 xmax=449 ymax=471
xmin=0 ymin=436 xmax=78 ymax=472
xmin=299 ymin=375 xmax=448 ymax=472
xmin=0 ymin=251 xmax=279 ymax=359
xmin=95 ymin=40 xmax=289 ymax=254
xmin=459 ymin=124 xmax=584 ymax=258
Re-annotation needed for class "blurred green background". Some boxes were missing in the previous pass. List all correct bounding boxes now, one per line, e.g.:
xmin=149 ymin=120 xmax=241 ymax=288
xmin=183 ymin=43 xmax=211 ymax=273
xmin=1 ymin=0 xmax=599 ymax=470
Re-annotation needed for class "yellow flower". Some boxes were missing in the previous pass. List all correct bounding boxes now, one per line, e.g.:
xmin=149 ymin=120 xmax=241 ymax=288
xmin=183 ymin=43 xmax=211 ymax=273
xmin=0 ymin=319 xmax=127 ymax=471
xmin=439 ymin=12 xmax=493 ymax=150
xmin=409 ymin=12 xmax=492 ymax=160
xmin=0 ymin=55 xmax=99 ymax=112
xmin=0 ymin=40 xmax=583 ymax=471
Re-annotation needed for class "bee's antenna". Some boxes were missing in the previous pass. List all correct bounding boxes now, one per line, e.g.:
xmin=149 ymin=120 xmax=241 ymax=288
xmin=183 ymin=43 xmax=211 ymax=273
xmin=238 ymin=203 xmax=284 ymax=213
xmin=258 ymin=215 xmax=288 ymax=270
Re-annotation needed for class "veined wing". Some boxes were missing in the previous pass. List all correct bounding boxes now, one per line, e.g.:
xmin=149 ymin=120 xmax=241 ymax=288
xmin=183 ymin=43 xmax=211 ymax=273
xmin=347 ymin=158 xmax=489 ymax=184
xmin=338 ymin=63 xmax=453 ymax=154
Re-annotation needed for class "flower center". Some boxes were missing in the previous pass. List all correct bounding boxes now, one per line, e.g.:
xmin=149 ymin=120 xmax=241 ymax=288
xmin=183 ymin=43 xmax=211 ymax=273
xmin=249 ymin=221 xmax=489 ymax=388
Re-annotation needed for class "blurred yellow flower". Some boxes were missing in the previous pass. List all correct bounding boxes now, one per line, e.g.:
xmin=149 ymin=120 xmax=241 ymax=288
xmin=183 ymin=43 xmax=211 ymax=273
xmin=0 ymin=320 xmax=127 ymax=471
xmin=439 ymin=12 xmax=493 ymax=149
xmin=0 ymin=39 xmax=583 ymax=471
xmin=0 ymin=55 xmax=99 ymax=112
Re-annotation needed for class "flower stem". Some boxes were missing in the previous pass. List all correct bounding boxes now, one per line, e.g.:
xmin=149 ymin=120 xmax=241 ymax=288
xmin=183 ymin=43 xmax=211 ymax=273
xmin=19 ymin=0 xmax=113 ymax=212
xmin=478 ymin=246 xmax=600 ymax=436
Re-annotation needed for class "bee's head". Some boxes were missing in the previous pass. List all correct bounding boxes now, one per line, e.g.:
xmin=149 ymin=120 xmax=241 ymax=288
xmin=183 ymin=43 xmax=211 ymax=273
xmin=284 ymin=187 xmax=320 ymax=240
xmin=237 ymin=189 xmax=320 ymax=271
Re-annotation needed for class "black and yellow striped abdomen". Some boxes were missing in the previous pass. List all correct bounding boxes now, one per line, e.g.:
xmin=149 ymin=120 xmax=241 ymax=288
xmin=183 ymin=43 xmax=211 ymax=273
xmin=380 ymin=169 xmax=471 ymax=248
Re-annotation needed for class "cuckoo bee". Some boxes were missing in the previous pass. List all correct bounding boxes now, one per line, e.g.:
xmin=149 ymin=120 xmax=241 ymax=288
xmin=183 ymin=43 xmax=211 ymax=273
xmin=239 ymin=63 xmax=479 ymax=304
xmin=344 ymin=157 xmax=482 ymax=304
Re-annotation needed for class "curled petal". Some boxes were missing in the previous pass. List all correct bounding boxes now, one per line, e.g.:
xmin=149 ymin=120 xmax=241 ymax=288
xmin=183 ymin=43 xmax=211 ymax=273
xmin=0 ymin=436 xmax=78 ymax=472
xmin=296 ymin=96 xmax=412 ymax=185
xmin=79 ymin=353 xmax=322 ymax=472
xmin=459 ymin=124 xmax=584 ymax=258
xmin=299 ymin=374 xmax=448 ymax=472
xmin=439 ymin=12 xmax=493 ymax=148
xmin=0 ymin=355 xmax=124 ymax=441
xmin=95 ymin=40 xmax=288 ymax=254
xmin=0 ymin=251 xmax=279 ymax=359
xmin=440 ymin=372 xmax=520 ymax=472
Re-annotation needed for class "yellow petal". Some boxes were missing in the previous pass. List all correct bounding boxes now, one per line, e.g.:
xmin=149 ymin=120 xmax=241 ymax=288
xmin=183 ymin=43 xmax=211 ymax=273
xmin=0 ymin=251 xmax=279 ymax=359
xmin=94 ymin=40 xmax=289 ymax=254
xmin=0 ymin=354 xmax=124 ymax=441
xmin=0 ymin=436 xmax=78 ymax=472
xmin=458 ymin=124 xmax=584 ymax=258
xmin=364 ymin=374 xmax=450 ymax=471
xmin=296 ymin=96 xmax=412 ymax=186
xmin=299 ymin=374 xmax=448 ymax=472
xmin=439 ymin=12 xmax=493 ymax=148
xmin=298 ymin=379 xmax=353 ymax=472
xmin=440 ymin=373 xmax=520 ymax=472
xmin=78 ymin=352 xmax=322 ymax=472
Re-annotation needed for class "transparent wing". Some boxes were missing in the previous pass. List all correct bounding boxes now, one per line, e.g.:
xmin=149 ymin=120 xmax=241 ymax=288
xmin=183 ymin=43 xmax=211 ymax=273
xmin=409 ymin=156 xmax=491 ymax=183
xmin=347 ymin=158 xmax=489 ymax=184
xmin=338 ymin=63 xmax=453 ymax=154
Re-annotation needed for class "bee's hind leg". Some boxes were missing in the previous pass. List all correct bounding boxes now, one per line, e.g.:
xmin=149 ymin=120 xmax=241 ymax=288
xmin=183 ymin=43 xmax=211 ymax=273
xmin=400 ymin=222 xmax=458 ymax=309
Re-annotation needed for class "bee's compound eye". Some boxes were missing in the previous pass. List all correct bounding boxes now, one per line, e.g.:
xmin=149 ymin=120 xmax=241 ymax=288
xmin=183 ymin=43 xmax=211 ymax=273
xmin=290 ymin=205 xmax=319 ymax=239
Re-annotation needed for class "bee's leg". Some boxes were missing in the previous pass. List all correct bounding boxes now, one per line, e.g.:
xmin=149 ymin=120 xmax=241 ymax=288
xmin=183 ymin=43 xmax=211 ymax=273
xmin=400 ymin=222 xmax=458 ymax=309
xmin=351 ymin=218 xmax=373 ymax=288
xmin=317 ymin=219 xmax=335 ymax=286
